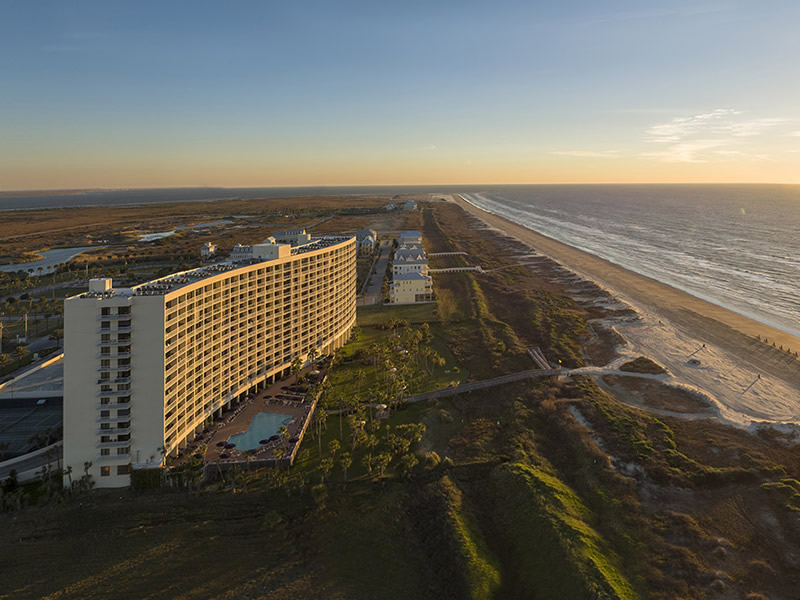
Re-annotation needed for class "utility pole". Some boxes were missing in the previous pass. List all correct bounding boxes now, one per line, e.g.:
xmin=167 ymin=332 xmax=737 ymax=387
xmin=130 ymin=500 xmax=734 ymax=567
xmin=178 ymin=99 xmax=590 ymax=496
xmin=23 ymin=312 xmax=28 ymax=342
xmin=0 ymin=321 xmax=3 ymax=355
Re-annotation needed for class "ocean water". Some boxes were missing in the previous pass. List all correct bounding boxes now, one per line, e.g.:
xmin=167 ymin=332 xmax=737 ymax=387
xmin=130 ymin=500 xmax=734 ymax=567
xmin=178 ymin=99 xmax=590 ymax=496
xmin=460 ymin=185 xmax=800 ymax=338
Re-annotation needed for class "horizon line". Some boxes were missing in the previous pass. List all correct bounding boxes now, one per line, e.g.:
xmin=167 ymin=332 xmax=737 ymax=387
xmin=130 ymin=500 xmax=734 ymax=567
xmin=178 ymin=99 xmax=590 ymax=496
xmin=3 ymin=181 xmax=800 ymax=194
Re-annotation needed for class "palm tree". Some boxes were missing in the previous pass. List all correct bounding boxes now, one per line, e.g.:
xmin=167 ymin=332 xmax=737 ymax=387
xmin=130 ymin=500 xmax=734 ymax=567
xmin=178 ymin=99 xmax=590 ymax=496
xmin=354 ymin=369 xmax=366 ymax=397
xmin=278 ymin=425 xmax=290 ymax=450
xmin=374 ymin=453 xmax=391 ymax=477
xmin=315 ymin=407 xmax=328 ymax=454
xmin=49 ymin=329 xmax=64 ymax=348
xmin=328 ymin=439 xmax=340 ymax=459
xmin=290 ymin=355 xmax=303 ymax=383
xmin=307 ymin=346 xmax=319 ymax=371
xmin=63 ymin=465 xmax=73 ymax=490
xmin=0 ymin=353 xmax=11 ymax=374
xmin=361 ymin=453 xmax=373 ymax=475
xmin=339 ymin=452 xmax=352 ymax=483
xmin=319 ymin=457 xmax=334 ymax=484
xmin=13 ymin=344 xmax=28 ymax=369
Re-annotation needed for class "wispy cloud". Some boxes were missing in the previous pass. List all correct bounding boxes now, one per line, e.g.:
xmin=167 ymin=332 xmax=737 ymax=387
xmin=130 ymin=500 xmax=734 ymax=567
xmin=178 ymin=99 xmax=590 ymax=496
xmin=642 ymin=109 xmax=792 ymax=162
xmin=551 ymin=150 xmax=620 ymax=158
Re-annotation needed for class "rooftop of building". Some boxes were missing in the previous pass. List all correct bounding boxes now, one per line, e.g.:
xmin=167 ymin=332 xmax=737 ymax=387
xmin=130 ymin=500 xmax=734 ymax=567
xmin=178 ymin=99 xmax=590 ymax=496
xmin=272 ymin=228 xmax=307 ymax=236
xmin=392 ymin=272 xmax=432 ymax=281
xmin=74 ymin=235 xmax=353 ymax=299
xmin=399 ymin=230 xmax=422 ymax=238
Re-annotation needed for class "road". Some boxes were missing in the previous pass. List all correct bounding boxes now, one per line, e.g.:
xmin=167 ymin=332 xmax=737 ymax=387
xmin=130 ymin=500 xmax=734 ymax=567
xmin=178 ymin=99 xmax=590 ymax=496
xmin=0 ymin=444 xmax=62 ymax=482
xmin=361 ymin=242 xmax=391 ymax=306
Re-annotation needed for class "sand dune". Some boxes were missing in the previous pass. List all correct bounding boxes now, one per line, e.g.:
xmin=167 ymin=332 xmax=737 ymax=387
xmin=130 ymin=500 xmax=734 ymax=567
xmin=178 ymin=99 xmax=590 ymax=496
xmin=450 ymin=194 xmax=800 ymax=428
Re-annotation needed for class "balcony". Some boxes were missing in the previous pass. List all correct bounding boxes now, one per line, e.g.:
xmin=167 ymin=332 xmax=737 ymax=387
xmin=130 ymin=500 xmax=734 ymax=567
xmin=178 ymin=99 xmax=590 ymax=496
xmin=96 ymin=440 xmax=131 ymax=449
xmin=96 ymin=426 xmax=131 ymax=436
xmin=98 ymin=339 xmax=132 ymax=347
xmin=97 ymin=351 xmax=131 ymax=359
xmin=96 ymin=389 xmax=131 ymax=398
xmin=97 ymin=313 xmax=131 ymax=321
xmin=96 ymin=401 xmax=131 ymax=410
xmin=97 ymin=377 xmax=131 ymax=385
xmin=96 ymin=414 xmax=130 ymax=424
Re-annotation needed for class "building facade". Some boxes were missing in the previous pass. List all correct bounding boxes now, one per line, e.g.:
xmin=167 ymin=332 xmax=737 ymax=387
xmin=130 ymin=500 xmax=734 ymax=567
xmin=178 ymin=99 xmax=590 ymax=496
xmin=64 ymin=236 xmax=356 ymax=488
xmin=389 ymin=231 xmax=432 ymax=304
xmin=389 ymin=272 xmax=433 ymax=304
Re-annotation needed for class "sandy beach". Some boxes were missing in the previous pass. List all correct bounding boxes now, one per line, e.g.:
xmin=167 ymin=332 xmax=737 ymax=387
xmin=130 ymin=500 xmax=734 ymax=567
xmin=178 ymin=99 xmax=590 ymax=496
xmin=450 ymin=194 xmax=800 ymax=428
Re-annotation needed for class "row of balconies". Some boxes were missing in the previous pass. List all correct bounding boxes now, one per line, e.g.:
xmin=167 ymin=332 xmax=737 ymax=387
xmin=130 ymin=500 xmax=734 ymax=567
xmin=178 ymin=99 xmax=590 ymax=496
xmin=98 ymin=325 xmax=132 ymax=334
xmin=97 ymin=313 xmax=130 ymax=321
xmin=96 ymin=440 xmax=131 ymax=449
xmin=97 ymin=389 xmax=131 ymax=398
xmin=98 ymin=338 xmax=132 ymax=347
xmin=98 ymin=351 xmax=131 ymax=359
xmin=97 ymin=376 xmax=131 ymax=385
xmin=96 ymin=426 xmax=131 ymax=436
xmin=97 ymin=400 xmax=131 ymax=410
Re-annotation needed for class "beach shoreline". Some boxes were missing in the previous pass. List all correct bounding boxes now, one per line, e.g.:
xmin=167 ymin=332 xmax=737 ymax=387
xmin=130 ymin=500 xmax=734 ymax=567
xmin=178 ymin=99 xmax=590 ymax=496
xmin=449 ymin=193 xmax=800 ymax=428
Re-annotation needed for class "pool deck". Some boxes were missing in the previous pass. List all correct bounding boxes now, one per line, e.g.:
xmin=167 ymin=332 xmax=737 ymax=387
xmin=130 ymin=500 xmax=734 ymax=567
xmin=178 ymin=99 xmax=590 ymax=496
xmin=176 ymin=367 xmax=320 ymax=466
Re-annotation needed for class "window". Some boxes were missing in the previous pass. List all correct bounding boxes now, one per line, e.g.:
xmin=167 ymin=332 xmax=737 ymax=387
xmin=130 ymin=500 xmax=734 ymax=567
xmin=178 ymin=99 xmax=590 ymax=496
xmin=117 ymin=465 xmax=130 ymax=475
xmin=101 ymin=448 xmax=110 ymax=456
xmin=100 ymin=466 xmax=110 ymax=476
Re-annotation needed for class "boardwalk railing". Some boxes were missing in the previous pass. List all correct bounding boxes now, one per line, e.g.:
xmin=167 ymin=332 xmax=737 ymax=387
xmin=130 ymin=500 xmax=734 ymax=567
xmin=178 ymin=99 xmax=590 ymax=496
xmin=403 ymin=368 xmax=562 ymax=404
xmin=428 ymin=266 xmax=484 ymax=274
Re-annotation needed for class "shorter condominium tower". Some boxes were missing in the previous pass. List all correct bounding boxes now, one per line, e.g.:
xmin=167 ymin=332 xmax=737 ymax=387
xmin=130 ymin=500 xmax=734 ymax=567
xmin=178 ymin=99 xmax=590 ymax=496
xmin=64 ymin=236 xmax=356 ymax=487
xmin=390 ymin=231 xmax=432 ymax=304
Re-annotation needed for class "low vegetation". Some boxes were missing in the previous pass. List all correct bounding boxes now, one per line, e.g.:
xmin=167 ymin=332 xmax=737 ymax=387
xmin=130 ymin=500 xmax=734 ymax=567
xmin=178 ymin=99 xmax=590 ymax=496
xmin=619 ymin=356 xmax=667 ymax=374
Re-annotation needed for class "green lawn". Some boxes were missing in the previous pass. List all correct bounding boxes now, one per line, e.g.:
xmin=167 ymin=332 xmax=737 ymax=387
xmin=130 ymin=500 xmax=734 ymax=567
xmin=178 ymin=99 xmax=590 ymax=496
xmin=325 ymin=316 xmax=466 ymax=403
xmin=356 ymin=302 xmax=438 ymax=326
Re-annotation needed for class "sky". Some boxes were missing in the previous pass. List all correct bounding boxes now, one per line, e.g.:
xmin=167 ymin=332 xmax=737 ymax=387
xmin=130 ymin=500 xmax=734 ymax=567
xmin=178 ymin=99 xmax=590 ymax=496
xmin=1 ymin=0 xmax=800 ymax=189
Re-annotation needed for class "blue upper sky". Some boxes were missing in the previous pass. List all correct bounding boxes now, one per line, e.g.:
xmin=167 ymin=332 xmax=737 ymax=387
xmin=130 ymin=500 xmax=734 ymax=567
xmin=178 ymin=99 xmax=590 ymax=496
xmin=2 ymin=0 xmax=799 ymax=188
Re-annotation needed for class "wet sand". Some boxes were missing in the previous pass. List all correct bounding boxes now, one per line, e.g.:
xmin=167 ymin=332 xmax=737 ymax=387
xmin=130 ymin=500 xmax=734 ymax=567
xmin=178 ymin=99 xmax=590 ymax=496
xmin=450 ymin=194 xmax=800 ymax=426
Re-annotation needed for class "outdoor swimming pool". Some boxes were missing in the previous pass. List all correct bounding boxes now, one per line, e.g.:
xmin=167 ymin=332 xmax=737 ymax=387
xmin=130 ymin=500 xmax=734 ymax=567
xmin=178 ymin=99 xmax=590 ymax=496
xmin=228 ymin=412 xmax=294 ymax=451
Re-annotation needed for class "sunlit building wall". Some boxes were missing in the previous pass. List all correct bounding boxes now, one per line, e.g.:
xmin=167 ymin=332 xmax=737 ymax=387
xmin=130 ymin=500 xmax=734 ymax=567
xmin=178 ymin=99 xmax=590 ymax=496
xmin=64 ymin=237 xmax=356 ymax=488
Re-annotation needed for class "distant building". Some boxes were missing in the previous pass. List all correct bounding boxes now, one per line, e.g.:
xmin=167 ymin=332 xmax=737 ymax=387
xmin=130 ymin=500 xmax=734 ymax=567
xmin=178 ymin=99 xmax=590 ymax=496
xmin=402 ymin=201 xmax=417 ymax=212
xmin=356 ymin=229 xmax=377 ymax=255
xmin=393 ymin=258 xmax=429 ymax=276
xmin=385 ymin=203 xmax=397 ymax=211
xmin=200 ymin=242 xmax=217 ymax=259
xmin=390 ymin=272 xmax=433 ymax=304
xmin=394 ymin=248 xmax=425 ymax=262
xmin=398 ymin=230 xmax=423 ymax=246
xmin=272 ymin=228 xmax=312 ymax=246
xmin=389 ymin=231 xmax=432 ymax=303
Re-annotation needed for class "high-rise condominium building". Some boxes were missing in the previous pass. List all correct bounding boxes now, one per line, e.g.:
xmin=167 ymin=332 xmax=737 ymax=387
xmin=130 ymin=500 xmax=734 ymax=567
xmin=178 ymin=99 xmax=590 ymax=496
xmin=63 ymin=236 xmax=356 ymax=487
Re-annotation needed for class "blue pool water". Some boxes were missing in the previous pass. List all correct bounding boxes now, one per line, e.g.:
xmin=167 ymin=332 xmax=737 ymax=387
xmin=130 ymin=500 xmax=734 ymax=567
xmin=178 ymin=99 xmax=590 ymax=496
xmin=228 ymin=412 xmax=293 ymax=451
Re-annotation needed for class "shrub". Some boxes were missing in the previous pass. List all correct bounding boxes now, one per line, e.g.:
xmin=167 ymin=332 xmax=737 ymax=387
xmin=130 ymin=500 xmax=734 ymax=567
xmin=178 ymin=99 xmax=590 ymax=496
xmin=424 ymin=451 xmax=441 ymax=469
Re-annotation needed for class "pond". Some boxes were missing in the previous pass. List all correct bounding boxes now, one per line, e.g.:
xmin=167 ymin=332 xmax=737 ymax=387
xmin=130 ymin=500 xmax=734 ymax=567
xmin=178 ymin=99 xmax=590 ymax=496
xmin=0 ymin=246 xmax=96 ymax=274
xmin=137 ymin=220 xmax=234 ymax=241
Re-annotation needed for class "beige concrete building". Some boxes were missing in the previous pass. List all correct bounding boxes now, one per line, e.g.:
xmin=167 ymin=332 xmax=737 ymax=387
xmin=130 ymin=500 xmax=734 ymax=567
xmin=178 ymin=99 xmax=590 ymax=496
xmin=64 ymin=236 xmax=356 ymax=488
xmin=389 ymin=272 xmax=433 ymax=304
